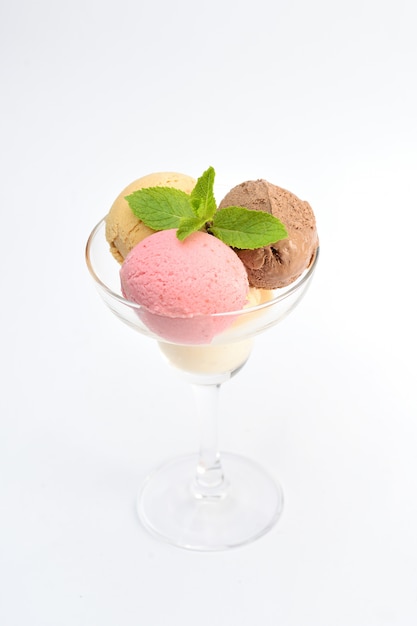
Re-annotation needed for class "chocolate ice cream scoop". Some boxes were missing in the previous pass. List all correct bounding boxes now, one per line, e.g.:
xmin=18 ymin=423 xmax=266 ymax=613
xmin=218 ymin=180 xmax=319 ymax=289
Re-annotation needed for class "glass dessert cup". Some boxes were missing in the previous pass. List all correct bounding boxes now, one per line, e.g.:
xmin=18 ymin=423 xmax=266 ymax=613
xmin=86 ymin=219 xmax=319 ymax=551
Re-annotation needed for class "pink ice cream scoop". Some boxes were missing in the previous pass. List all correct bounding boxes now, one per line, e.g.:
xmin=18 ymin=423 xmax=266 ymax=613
xmin=120 ymin=229 xmax=249 ymax=344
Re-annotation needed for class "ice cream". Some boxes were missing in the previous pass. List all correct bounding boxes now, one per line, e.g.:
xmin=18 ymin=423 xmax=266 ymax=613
xmin=105 ymin=172 xmax=196 ymax=262
xmin=159 ymin=340 xmax=254 ymax=376
xmin=218 ymin=180 xmax=318 ymax=289
xmin=120 ymin=228 xmax=249 ymax=344
xmin=95 ymin=167 xmax=319 ymax=373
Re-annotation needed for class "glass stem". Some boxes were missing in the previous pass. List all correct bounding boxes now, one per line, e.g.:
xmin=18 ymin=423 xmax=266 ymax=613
xmin=191 ymin=382 xmax=229 ymax=500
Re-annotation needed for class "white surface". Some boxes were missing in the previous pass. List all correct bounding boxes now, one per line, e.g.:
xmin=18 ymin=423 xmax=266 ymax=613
xmin=1 ymin=1 xmax=416 ymax=624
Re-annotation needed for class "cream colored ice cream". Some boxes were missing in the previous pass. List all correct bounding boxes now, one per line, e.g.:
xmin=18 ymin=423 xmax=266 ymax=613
xmin=157 ymin=288 xmax=273 ymax=375
xmin=105 ymin=172 xmax=196 ymax=262
xmin=159 ymin=340 xmax=254 ymax=376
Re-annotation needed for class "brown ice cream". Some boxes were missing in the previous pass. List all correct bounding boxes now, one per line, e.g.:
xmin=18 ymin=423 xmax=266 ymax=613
xmin=105 ymin=172 xmax=196 ymax=262
xmin=218 ymin=180 xmax=318 ymax=289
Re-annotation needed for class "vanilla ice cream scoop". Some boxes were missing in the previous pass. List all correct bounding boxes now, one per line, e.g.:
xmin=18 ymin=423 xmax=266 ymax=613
xmin=105 ymin=172 xmax=196 ymax=262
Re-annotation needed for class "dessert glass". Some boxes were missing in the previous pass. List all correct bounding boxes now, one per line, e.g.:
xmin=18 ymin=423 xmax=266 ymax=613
xmin=86 ymin=218 xmax=319 ymax=551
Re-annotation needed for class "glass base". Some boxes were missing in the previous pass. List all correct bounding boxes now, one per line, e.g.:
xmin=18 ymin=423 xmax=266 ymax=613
xmin=137 ymin=452 xmax=284 ymax=551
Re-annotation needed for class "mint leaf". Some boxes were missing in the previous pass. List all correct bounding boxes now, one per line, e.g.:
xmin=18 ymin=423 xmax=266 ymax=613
xmin=190 ymin=166 xmax=217 ymax=220
xmin=124 ymin=168 xmax=290 ymax=249
xmin=209 ymin=206 xmax=288 ymax=249
xmin=125 ymin=187 xmax=195 ymax=231
xmin=177 ymin=215 xmax=206 ymax=240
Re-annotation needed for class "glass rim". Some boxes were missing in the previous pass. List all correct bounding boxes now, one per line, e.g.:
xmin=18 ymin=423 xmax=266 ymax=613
xmin=85 ymin=218 xmax=319 ymax=319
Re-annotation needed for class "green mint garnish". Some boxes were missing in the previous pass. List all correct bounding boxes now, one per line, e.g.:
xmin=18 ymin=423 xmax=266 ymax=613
xmin=177 ymin=215 xmax=207 ymax=241
xmin=208 ymin=206 xmax=288 ymax=249
xmin=190 ymin=166 xmax=217 ymax=220
xmin=125 ymin=166 xmax=288 ymax=249
xmin=125 ymin=186 xmax=195 ymax=230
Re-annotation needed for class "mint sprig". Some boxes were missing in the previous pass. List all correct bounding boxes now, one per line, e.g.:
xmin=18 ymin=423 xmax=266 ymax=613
xmin=177 ymin=215 xmax=207 ymax=240
xmin=125 ymin=166 xmax=288 ymax=249
xmin=125 ymin=186 xmax=195 ymax=231
xmin=190 ymin=165 xmax=217 ymax=220
xmin=208 ymin=206 xmax=288 ymax=249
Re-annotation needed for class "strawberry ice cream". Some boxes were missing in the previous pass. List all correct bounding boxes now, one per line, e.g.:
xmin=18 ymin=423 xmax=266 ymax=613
xmin=120 ymin=229 xmax=249 ymax=344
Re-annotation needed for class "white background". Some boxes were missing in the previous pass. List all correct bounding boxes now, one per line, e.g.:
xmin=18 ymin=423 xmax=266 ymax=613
xmin=1 ymin=0 xmax=416 ymax=624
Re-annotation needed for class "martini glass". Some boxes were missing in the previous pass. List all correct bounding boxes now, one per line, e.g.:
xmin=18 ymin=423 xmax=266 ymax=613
xmin=86 ymin=218 xmax=319 ymax=551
